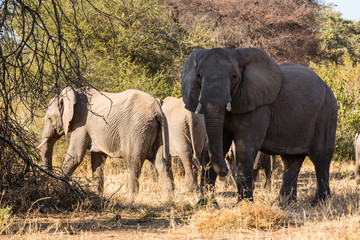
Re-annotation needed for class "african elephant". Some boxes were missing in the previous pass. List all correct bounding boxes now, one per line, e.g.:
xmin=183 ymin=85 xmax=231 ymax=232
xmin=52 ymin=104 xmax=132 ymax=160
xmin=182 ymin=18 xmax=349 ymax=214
xmin=38 ymin=87 xmax=174 ymax=198
xmin=161 ymin=96 xmax=206 ymax=191
xmin=181 ymin=47 xmax=338 ymax=204
xmin=355 ymin=133 xmax=360 ymax=184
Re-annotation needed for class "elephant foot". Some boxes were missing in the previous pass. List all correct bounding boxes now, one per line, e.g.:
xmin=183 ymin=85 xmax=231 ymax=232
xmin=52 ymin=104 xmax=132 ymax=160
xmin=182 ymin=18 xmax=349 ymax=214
xmin=186 ymin=184 xmax=200 ymax=193
xmin=237 ymin=189 xmax=254 ymax=202
xmin=128 ymin=192 xmax=136 ymax=205
xmin=232 ymin=197 xmax=253 ymax=208
xmin=164 ymin=191 xmax=175 ymax=204
xmin=195 ymin=197 xmax=220 ymax=209
xmin=356 ymin=178 xmax=360 ymax=185
xmin=236 ymin=195 xmax=254 ymax=204
xmin=311 ymin=192 xmax=330 ymax=206
xmin=277 ymin=194 xmax=297 ymax=206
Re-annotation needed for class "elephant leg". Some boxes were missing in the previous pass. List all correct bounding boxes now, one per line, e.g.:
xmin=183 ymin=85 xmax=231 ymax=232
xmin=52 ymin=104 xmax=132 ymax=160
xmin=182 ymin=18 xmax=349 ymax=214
xmin=192 ymin=164 xmax=199 ymax=190
xmin=280 ymin=155 xmax=305 ymax=201
xmin=178 ymin=151 xmax=197 ymax=191
xmin=356 ymin=160 xmax=360 ymax=185
xmin=128 ymin=157 xmax=143 ymax=198
xmin=91 ymin=152 xmax=107 ymax=195
xmin=199 ymin=146 xmax=217 ymax=193
xmin=154 ymin=146 xmax=174 ymax=196
xmin=235 ymin=153 xmax=255 ymax=201
xmin=253 ymin=152 xmax=262 ymax=184
xmin=354 ymin=135 xmax=360 ymax=184
xmin=311 ymin=155 xmax=331 ymax=204
xmin=61 ymin=128 xmax=90 ymax=176
xmin=198 ymin=136 xmax=232 ymax=207
xmin=264 ymin=155 xmax=273 ymax=188
xmin=197 ymin=147 xmax=219 ymax=207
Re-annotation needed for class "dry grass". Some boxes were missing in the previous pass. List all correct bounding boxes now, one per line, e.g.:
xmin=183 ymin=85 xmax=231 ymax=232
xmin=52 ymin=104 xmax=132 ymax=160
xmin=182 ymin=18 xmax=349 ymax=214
xmin=185 ymin=201 xmax=288 ymax=233
xmin=1 ymin=157 xmax=360 ymax=239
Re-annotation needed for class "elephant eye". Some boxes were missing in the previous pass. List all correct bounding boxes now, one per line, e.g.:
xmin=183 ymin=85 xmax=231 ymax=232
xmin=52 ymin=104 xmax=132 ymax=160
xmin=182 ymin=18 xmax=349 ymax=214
xmin=197 ymin=73 xmax=201 ymax=79
xmin=232 ymin=74 xmax=237 ymax=79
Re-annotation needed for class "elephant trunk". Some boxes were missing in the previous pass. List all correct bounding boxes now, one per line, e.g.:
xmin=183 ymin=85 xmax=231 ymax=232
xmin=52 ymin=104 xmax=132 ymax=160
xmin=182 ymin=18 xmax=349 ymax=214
xmin=204 ymin=111 xmax=228 ymax=177
xmin=40 ymin=138 xmax=57 ymax=171
xmin=39 ymin=120 xmax=60 ymax=171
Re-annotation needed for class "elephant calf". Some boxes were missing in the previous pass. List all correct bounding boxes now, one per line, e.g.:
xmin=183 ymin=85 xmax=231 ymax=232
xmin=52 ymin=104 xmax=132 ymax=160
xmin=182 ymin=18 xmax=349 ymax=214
xmin=38 ymin=87 xmax=174 ymax=199
xmin=161 ymin=96 xmax=206 ymax=191
xmin=253 ymin=152 xmax=277 ymax=188
xmin=355 ymin=133 xmax=360 ymax=184
xmin=224 ymin=143 xmax=276 ymax=188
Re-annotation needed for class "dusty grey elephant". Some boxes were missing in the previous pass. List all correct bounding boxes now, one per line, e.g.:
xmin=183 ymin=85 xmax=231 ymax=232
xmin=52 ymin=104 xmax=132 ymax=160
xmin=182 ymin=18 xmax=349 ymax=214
xmin=38 ymin=87 xmax=174 ymax=198
xmin=355 ymin=133 xmax=360 ymax=184
xmin=161 ymin=96 xmax=206 ymax=191
xmin=181 ymin=47 xmax=338 ymax=204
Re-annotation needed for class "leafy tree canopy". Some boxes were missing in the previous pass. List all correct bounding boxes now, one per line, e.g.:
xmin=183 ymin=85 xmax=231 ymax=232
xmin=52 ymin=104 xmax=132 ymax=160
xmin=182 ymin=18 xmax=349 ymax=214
xmin=318 ymin=7 xmax=360 ymax=64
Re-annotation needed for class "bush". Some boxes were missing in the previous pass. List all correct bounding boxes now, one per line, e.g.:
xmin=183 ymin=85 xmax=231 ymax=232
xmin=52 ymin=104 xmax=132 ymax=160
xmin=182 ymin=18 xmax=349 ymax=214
xmin=74 ymin=0 xmax=217 ymax=98
xmin=318 ymin=8 xmax=360 ymax=64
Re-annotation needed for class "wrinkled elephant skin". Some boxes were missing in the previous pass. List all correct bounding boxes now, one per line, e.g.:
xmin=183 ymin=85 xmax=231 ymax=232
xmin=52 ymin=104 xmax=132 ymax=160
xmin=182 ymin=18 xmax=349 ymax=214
xmin=39 ymin=87 xmax=174 ymax=198
xmin=181 ymin=47 xmax=338 ymax=204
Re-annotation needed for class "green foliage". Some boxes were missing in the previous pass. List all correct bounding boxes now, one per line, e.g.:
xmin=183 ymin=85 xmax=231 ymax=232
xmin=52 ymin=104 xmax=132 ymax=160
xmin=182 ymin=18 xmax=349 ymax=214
xmin=63 ymin=0 xmax=217 ymax=99
xmin=0 ymin=204 xmax=12 ymax=234
xmin=310 ymin=58 xmax=360 ymax=160
xmin=318 ymin=8 xmax=360 ymax=64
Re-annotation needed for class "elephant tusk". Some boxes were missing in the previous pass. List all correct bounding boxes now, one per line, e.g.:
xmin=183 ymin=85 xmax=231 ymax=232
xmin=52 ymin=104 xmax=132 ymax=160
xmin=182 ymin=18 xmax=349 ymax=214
xmin=195 ymin=103 xmax=202 ymax=114
xmin=226 ymin=102 xmax=232 ymax=112
xmin=36 ymin=138 xmax=49 ymax=149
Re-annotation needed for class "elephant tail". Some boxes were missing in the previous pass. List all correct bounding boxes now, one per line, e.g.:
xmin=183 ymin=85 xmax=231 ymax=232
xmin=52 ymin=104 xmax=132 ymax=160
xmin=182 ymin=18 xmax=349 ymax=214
xmin=187 ymin=113 xmax=200 ymax=169
xmin=156 ymin=111 xmax=170 ymax=163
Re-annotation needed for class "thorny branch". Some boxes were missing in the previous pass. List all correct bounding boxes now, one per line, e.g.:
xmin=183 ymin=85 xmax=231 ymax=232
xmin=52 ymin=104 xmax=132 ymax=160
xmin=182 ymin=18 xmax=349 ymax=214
xmin=0 ymin=133 xmax=86 ymax=200
xmin=0 ymin=0 xmax=118 ymax=210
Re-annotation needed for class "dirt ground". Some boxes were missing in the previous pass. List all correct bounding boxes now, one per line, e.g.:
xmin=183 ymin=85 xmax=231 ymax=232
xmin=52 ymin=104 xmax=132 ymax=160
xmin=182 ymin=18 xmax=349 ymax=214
xmin=2 ymin=159 xmax=360 ymax=239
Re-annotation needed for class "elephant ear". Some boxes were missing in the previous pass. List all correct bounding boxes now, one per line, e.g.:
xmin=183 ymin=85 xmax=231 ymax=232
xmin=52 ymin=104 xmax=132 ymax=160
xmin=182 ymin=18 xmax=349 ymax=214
xmin=232 ymin=48 xmax=283 ymax=114
xmin=60 ymin=87 xmax=77 ymax=135
xmin=181 ymin=49 xmax=206 ymax=112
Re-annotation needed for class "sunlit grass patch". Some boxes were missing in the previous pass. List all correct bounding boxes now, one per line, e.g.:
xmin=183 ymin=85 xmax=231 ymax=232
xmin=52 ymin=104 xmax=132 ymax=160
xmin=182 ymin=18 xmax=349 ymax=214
xmin=186 ymin=201 xmax=288 ymax=234
xmin=0 ymin=205 xmax=13 ymax=235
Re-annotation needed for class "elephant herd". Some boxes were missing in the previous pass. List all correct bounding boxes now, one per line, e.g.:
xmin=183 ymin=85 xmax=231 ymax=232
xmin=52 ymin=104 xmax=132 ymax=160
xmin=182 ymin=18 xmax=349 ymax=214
xmin=37 ymin=47 xmax=359 ymax=206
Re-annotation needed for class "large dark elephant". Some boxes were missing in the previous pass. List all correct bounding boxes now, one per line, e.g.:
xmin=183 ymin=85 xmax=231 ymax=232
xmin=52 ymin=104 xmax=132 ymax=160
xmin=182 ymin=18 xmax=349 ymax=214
xmin=181 ymin=47 xmax=338 ymax=204
xmin=38 ymin=87 xmax=174 ymax=199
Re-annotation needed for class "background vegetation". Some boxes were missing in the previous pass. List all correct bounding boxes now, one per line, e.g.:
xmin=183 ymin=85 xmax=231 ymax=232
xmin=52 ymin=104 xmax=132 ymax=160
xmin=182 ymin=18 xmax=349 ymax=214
xmin=1 ymin=0 xmax=360 ymax=214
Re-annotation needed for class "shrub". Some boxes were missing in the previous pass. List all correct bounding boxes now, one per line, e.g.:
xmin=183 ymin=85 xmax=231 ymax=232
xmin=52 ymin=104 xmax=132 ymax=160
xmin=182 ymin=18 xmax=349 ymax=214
xmin=318 ymin=8 xmax=360 ymax=64
xmin=75 ymin=0 xmax=217 ymax=98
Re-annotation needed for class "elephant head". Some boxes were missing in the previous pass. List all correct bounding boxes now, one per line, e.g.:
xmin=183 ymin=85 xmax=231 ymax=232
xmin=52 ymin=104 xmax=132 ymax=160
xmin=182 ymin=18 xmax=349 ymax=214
xmin=181 ymin=48 xmax=283 ymax=177
xmin=38 ymin=87 xmax=77 ymax=170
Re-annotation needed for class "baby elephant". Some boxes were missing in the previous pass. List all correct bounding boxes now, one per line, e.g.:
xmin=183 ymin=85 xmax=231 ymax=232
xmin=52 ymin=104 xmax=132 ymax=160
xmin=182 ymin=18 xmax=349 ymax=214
xmin=253 ymin=152 xmax=277 ymax=188
xmin=225 ymin=143 xmax=276 ymax=188
xmin=355 ymin=133 xmax=360 ymax=184
xmin=38 ymin=87 xmax=174 ymax=199
xmin=161 ymin=96 xmax=206 ymax=191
